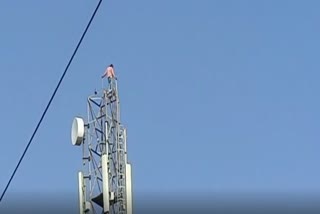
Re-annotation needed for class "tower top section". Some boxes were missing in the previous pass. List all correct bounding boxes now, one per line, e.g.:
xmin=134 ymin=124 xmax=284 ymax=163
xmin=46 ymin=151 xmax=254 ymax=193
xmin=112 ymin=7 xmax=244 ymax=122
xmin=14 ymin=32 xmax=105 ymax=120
xmin=71 ymin=65 xmax=133 ymax=214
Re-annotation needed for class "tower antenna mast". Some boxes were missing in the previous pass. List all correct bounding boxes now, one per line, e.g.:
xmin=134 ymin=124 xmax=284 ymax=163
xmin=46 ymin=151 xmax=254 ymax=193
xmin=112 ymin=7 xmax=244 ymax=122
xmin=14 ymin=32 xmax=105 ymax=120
xmin=71 ymin=73 xmax=133 ymax=214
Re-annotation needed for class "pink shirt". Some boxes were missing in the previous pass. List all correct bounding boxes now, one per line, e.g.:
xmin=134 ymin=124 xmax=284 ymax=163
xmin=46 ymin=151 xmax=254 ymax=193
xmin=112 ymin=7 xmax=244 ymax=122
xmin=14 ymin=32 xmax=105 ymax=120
xmin=105 ymin=67 xmax=115 ymax=78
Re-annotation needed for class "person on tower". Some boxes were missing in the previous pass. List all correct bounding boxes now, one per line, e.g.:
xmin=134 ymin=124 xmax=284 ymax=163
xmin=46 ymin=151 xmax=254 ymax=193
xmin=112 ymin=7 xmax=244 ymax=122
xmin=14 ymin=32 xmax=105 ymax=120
xmin=101 ymin=64 xmax=116 ymax=85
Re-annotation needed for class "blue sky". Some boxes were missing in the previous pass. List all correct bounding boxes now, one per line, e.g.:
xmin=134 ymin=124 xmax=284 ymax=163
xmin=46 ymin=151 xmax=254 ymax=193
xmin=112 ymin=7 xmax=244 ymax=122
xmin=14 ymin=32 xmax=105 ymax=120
xmin=1 ymin=0 xmax=320 ymax=211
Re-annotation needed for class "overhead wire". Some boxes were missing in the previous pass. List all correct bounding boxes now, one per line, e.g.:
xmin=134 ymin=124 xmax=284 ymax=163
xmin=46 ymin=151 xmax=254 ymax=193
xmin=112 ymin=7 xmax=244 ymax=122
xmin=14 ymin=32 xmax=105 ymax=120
xmin=0 ymin=0 xmax=103 ymax=202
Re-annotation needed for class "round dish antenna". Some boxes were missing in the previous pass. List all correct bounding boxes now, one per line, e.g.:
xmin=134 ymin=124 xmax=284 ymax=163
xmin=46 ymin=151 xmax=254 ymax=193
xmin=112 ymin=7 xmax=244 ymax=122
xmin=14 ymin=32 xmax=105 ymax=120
xmin=71 ymin=117 xmax=85 ymax=146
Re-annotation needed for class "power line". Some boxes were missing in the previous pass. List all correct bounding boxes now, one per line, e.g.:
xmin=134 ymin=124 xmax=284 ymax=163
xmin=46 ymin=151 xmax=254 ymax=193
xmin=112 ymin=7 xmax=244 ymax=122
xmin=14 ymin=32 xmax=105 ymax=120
xmin=0 ymin=0 xmax=103 ymax=202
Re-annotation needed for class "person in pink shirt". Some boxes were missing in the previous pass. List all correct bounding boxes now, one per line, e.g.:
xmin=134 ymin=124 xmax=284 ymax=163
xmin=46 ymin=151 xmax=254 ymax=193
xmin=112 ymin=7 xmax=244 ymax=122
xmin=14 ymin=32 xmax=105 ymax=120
xmin=101 ymin=64 xmax=116 ymax=84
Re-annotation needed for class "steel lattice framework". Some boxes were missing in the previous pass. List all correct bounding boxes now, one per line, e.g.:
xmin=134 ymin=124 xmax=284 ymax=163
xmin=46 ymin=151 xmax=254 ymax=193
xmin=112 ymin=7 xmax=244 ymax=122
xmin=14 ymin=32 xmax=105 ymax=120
xmin=75 ymin=79 xmax=132 ymax=214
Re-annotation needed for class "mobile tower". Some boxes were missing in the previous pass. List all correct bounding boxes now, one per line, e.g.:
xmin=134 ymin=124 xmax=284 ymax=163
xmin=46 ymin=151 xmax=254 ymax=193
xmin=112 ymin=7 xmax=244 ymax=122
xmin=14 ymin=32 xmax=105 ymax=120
xmin=71 ymin=76 xmax=133 ymax=214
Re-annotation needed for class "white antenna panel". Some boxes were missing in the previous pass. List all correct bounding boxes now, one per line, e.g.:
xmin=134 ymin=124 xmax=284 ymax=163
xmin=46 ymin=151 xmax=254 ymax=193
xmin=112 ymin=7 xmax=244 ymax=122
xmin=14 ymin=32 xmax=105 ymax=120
xmin=71 ymin=117 xmax=85 ymax=146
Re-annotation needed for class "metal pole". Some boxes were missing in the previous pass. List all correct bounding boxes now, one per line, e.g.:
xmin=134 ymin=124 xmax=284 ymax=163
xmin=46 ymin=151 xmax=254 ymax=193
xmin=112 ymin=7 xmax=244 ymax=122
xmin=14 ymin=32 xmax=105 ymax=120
xmin=102 ymin=121 xmax=110 ymax=213
xmin=78 ymin=171 xmax=85 ymax=214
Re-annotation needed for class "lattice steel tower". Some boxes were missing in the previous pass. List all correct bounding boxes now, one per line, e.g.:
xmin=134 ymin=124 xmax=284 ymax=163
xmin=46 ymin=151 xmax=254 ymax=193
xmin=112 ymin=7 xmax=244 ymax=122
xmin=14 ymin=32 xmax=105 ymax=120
xmin=71 ymin=77 xmax=133 ymax=214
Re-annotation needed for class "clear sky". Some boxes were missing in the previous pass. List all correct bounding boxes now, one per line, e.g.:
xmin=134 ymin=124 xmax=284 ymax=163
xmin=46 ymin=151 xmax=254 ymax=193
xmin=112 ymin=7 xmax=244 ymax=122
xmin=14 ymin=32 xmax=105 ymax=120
xmin=1 ymin=0 xmax=320 ymax=212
